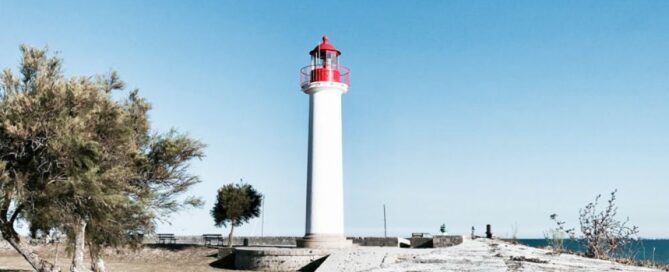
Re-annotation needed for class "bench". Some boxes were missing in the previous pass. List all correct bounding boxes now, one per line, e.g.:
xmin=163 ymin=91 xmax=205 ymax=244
xmin=157 ymin=233 xmax=177 ymax=244
xmin=128 ymin=233 xmax=144 ymax=243
xmin=411 ymin=232 xmax=432 ymax=238
xmin=202 ymin=234 xmax=223 ymax=246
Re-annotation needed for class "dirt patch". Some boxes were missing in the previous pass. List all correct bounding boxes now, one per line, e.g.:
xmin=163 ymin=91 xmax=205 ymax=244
xmin=0 ymin=244 xmax=242 ymax=272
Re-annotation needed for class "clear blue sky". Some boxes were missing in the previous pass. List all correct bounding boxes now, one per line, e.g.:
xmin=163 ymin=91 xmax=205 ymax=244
xmin=1 ymin=1 xmax=668 ymax=238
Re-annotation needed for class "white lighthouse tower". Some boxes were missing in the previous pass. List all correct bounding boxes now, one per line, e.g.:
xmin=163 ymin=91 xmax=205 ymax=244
xmin=297 ymin=36 xmax=352 ymax=248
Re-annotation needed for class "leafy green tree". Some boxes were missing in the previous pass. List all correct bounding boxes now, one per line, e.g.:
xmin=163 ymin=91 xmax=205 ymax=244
xmin=211 ymin=182 xmax=263 ymax=247
xmin=0 ymin=45 xmax=204 ymax=272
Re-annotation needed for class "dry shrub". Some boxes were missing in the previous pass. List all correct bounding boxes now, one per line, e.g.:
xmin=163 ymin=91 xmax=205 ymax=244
xmin=549 ymin=189 xmax=640 ymax=259
xmin=578 ymin=189 xmax=639 ymax=259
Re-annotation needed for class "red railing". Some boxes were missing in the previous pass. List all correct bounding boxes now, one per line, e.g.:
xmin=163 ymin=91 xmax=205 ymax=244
xmin=300 ymin=65 xmax=350 ymax=87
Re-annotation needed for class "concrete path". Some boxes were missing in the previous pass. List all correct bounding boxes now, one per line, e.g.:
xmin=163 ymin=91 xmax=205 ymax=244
xmin=318 ymin=238 xmax=661 ymax=272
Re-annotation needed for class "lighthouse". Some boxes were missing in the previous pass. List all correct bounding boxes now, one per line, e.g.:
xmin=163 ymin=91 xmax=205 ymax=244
xmin=297 ymin=36 xmax=352 ymax=248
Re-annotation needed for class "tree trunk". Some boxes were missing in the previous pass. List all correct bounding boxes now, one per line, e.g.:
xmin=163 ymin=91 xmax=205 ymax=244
xmin=3 ymin=232 xmax=59 ymax=272
xmin=70 ymin=219 xmax=88 ymax=272
xmin=90 ymin=250 xmax=106 ymax=272
xmin=54 ymin=239 xmax=60 ymax=269
xmin=227 ymin=223 xmax=235 ymax=248
xmin=90 ymin=255 xmax=105 ymax=272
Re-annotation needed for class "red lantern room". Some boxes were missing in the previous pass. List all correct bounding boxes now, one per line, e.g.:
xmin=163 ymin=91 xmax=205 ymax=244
xmin=300 ymin=36 xmax=350 ymax=87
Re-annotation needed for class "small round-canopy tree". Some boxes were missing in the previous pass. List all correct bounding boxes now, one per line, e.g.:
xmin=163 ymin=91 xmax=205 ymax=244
xmin=211 ymin=182 xmax=263 ymax=247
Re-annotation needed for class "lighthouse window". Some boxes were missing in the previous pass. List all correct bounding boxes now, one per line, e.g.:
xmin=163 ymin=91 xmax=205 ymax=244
xmin=329 ymin=52 xmax=338 ymax=67
xmin=319 ymin=54 xmax=328 ymax=68
xmin=320 ymin=52 xmax=337 ymax=69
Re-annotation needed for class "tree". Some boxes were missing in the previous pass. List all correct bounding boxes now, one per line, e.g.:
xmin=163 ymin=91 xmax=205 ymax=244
xmin=439 ymin=224 xmax=447 ymax=234
xmin=84 ymin=130 xmax=205 ymax=272
xmin=0 ymin=45 xmax=205 ymax=272
xmin=211 ymin=182 xmax=263 ymax=247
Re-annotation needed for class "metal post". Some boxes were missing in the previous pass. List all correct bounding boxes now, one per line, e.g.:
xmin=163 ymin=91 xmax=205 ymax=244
xmin=261 ymin=197 xmax=265 ymax=237
xmin=383 ymin=204 xmax=387 ymax=238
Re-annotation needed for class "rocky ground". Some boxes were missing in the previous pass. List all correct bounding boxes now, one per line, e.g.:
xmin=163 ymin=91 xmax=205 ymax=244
xmin=2 ymin=238 xmax=666 ymax=271
xmin=319 ymin=238 xmax=665 ymax=272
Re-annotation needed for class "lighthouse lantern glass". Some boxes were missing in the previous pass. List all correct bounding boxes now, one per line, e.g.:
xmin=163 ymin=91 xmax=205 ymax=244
xmin=308 ymin=51 xmax=342 ymax=83
xmin=300 ymin=37 xmax=349 ymax=86
xmin=311 ymin=51 xmax=339 ymax=69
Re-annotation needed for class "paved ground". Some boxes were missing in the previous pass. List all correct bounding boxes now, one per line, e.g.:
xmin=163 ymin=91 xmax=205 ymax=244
xmin=318 ymin=238 xmax=663 ymax=272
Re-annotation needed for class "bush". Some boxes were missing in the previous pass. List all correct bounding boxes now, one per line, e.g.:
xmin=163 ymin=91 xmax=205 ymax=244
xmin=546 ymin=214 xmax=574 ymax=253
xmin=578 ymin=189 xmax=639 ymax=258
xmin=549 ymin=189 xmax=639 ymax=259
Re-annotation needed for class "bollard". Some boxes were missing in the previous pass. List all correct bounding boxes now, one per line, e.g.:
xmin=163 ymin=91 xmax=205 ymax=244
xmin=486 ymin=224 xmax=492 ymax=239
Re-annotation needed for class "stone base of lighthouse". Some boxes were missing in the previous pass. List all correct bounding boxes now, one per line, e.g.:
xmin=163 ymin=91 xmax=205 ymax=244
xmin=297 ymin=234 xmax=352 ymax=249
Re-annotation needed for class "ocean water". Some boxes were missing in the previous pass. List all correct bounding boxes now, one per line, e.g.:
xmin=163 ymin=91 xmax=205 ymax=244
xmin=516 ymin=239 xmax=669 ymax=264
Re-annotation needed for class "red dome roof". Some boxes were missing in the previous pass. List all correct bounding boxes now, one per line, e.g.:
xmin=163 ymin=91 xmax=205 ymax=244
xmin=310 ymin=36 xmax=341 ymax=56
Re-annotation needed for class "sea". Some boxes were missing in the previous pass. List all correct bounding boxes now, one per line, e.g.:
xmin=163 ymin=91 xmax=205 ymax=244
xmin=516 ymin=239 xmax=669 ymax=265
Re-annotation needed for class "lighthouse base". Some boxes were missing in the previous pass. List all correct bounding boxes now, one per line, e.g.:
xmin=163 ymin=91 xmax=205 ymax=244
xmin=297 ymin=234 xmax=353 ymax=249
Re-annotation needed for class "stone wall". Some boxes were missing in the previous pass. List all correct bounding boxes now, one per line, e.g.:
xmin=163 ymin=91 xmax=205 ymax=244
xmin=349 ymin=237 xmax=401 ymax=247
xmin=233 ymin=247 xmax=327 ymax=272
xmin=433 ymin=235 xmax=464 ymax=247
xmin=409 ymin=237 xmax=433 ymax=248
xmin=146 ymin=235 xmax=299 ymax=247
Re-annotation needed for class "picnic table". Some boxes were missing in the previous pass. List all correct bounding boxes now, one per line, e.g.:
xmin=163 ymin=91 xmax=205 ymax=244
xmin=202 ymin=234 xmax=223 ymax=246
xmin=157 ymin=233 xmax=177 ymax=244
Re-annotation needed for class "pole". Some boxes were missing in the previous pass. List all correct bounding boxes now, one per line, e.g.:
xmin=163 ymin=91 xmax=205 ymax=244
xmin=261 ymin=197 xmax=265 ymax=237
xmin=383 ymin=204 xmax=387 ymax=238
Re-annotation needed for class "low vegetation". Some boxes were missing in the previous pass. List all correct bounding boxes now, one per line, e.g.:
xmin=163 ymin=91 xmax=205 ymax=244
xmin=545 ymin=214 xmax=571 ymax=253
xmin=577 ymin=189 xmax=639 ymax=258
xmin=546 ymin=189 xmax=669 ymax=270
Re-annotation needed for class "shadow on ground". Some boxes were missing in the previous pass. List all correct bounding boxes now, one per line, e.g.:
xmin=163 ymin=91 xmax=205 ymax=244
xmin=205 ymin=248 xmax=328 ymax=271
xmin=298 ymin=255 xmax=329 ymax=272
xmin=209 ymin=255 xmax=235 ymax=269
xmin=209 ymin=248 xmax=235 ymax=269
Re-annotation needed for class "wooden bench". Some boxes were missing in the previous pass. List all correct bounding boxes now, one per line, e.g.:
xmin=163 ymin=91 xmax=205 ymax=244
xmin=202 ymin=234 xmax=223 ymax=246
xmin=157 ymin=233 xmax=177 ymax=244
xmin=128 ymin=233 xmax=144 ymax=243
xmin=411 ymin=232 xmax=432 ymax=238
